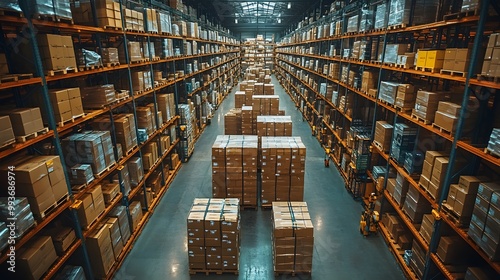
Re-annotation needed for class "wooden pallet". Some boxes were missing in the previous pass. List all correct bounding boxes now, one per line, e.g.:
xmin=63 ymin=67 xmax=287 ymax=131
xmin=35 ymin=194 xmax=70 ymax=221
xmin=411 ymin=113 xmax=432 ymax=125
xmin=442 ymin=203 xmax=470 ymax=228
xmin=371 ymin=28 xmax=386 ymax=33
xmin=46 ymin=67 xmax=78 ymax=76
xmin=242 ymin=205 xmax=258 ymax=210
xmin=443 ymin=9 xmax=478 ymax=21
xmin=105 ymin=62 xmax=120 ymax=67
xmin=125 ymin=145 xmax=138 ymax=156
xmin=372 ymin=140 xmax=388 ymax=154
xmin=0 ymin=75 xmax=17 ymax=83
xmin=15 ymin=127 xmax=49 ymax=143
xmin=484 ymin=148 xmax=500 ymax=158
xmin=477 ymin=74 xmax=500 ymax=83
xmin=274 ymin=270 xmax=311 ymax=277
xmin=432 ymin=123 xmax=454 ymax=135
xmin=395 ymin=64 xmax=414 ymax=69
xmin=103 ymin=25 xmax=123 ymax=30
xmin=0 ymin=8 xmax=24 ymax=17
xmin=0 ymin=73 xmax=33 ymax=83
xmin=261 ymin=204 xmax=272 ymax=209
xmin=0 ymin=139 xmax=16 ymax=151
xmin=440 ymin=69 xmax=467 ymax=77
xmin=71 ymin=179 xmax=94 ymax=192
xmin=151 ymin=57 xmax=161 ymax=61
xmin=395 ymin=106 xmax=412 ymax=113
xmin=94 ymin=162 xmax=116 ymax=178
xmin=388 ymin=23 xmax=407 ymax=30
xmin=56 ymin=113 xmax=85 ymax=127
xmin=378 ymin=99 xmax=396 ymax=108
xmin=189 ymin=269 xmax=238 ymax=275
xmin=130 ymin=59 xmax=145 ymax=64
xmin=78 ymin=64 xmax=102 ymax=72
xmin=415 ymin=66 xmax=439 ymax=73
xmin=383 ymin=62 xmax=396 ymax=67
xmin=84 ymin=209 xmax=107 ymax=231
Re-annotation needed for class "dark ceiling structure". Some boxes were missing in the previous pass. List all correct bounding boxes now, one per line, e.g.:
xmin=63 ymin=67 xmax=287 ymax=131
xmin=184 ymin=0 xmax=323 ymax=34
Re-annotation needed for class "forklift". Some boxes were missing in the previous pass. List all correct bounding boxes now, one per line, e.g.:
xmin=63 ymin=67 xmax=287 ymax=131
xmin=359 ymin=192 xmax=380 ymax=236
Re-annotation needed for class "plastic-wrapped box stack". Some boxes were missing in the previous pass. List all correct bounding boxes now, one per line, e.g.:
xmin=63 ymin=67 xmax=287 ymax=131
xmin=0 ymin=198 xmax=36 ymax=240
xmin=378 ymin=81 xmax=399 ymax=105
xmin=235 ymin=91 xmax=246 ymax=108
xmin=157 ymin=93 xmax=176 ymax=123
xmin=468 ymin=182 xmax=500 ymax=261
xmin=212 ymin=135 xmax=258 ymax=207
xmin=92 ymin=114 xmax=138 ymax=154
xmin=374 ymin=3 xmax=386 ymax=29
xmin=179 ymin=104 xmax=195 ymax=161
xmin=486 ymin=128 xmax=500 ymax=156
xmin=395 ymin=84 xmax=415 ymax=110
xmin=390 ymin=123 xmax=417 ymax=165
xmin=81 ymin=84 xmax=117 ymax=109
xmin=35 ymin=0 xmax=72 ymax=19
xmin=383 ymin=44 xmax=407 ymax=64
xmin=54 ymin=265 xmax=86 ymax=280
xmin=444 ymin=176 xmax=486 ymax=227
xmin=256 ymin=116 xmax=292 ymax=137
xmin=187 ymin=198 xmax=240 ymax=272
xmin=388 ymin=0 xmax=438 ymax=27
xmin=272 ymin=202 xmax=313 ymax=273
xmin=252 ymin=95 xmax=280 ymax=115
xmin=157 ymin=11 xmax=172 ymax=34
xmin=261 ymin=137 xmax=306 ymax=205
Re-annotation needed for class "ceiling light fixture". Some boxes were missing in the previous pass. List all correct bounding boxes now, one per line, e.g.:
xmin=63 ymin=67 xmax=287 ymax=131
xmin=278 ymin=18 xmax=281 ymax=23
xmin=288 ymin=2 xmax=291 ymax=9
xmin=235 ymin=18 xmax=238 ymax=23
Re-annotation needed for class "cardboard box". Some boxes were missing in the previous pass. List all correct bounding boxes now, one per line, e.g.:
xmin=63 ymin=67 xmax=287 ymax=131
xmin=51 ymin=227 xmax=76 ymax=256
xmin=18 ymin=236 xmax=58 ymax=280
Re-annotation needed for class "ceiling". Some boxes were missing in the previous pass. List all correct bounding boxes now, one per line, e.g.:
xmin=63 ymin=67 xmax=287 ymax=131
xmin=185 ymin=0 xmax=321 ymax=34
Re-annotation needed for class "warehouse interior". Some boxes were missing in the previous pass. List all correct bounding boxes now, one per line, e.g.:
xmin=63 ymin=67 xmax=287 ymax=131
xmin=0 ymin=0 xmax=499 ymax=280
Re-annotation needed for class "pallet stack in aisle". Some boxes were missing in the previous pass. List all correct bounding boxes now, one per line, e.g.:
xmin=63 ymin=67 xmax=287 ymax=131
xmin=179 ymin=103 xmax=196 ymax=161
xmin=261 ymin=137 xmax=306 ymax=206
xmin=212 ymin=135 xmax=258 ymax=208
xmin=272 ymin=201 xmax=313 ymax=274
xmin=187 ymin=198 xmax=240 ymax=273
xmin=256 ymin=116 xmax=293 ymax=137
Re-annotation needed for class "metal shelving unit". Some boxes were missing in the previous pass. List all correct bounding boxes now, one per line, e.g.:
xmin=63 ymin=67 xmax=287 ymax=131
xmin=0 ymin=0 xmax=240 ymax=279
xmin=275 ymin=0 xmax=499 ymax=278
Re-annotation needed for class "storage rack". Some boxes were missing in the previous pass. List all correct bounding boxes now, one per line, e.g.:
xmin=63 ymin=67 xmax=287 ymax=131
xmin=241 ymin=39 xmax=275 ymax=73
xmin=275 ymin=0 xmax=499 ymax=279
xmin=0 ymin=0 xmax=239 ymax=279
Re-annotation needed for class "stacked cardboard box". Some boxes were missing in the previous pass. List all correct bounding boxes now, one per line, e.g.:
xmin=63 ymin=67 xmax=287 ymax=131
xmin=36 ymin=34 xmax=77 ymax=71
xmin=412 ymin=90 xmax=445 ymax=123
xmin=482 ymin=33 xmax=500 ymax=77
xmin=101 ymin=183 xmax=120 ymax=205
xmin=393 ymin=172 xmax=409 ymax=206
xmin=467 ymin=183 xmax=500 ymax=261
xmin=235 ymin=91 xmax=246 ymax=108
xmin=382 ymin=213 xmax=407 ymax=244
xmin=92 ymin=114 xmax=138 ymax=153
xmin=0 ymin=197 xmax=36 ymax=239
xmin=395 ymin=84 xmax=415 ymax=110
xmin=434 ymin=101 xmax=461 ymax=133
xmin=123 ymin=8 xmax=144 ymax=31
xmin=80 ymin=84 xmax=117 ymax=109
xmin=136 ymin=107 xmax=155 ymax=135
xmin=261 ymin=137 xmax=306 ymax=205
xmin=383 ymin=44 xmax=408 ymax=64
xmin=373 ymin=121 xmax=393 ymax=153
xmin=445 ymin=176 xmax=487 ymax=227
xmin=212 ymin=135 xmax=258 ymax=207
xmin=486 ymin=128 xmax=500 ymax=156
xmin=129 ymin=201 xmax=143 ymax=231
xmin=96 ymin=0 xmax=122 ymax=28
xmin=396 ymin=53 xmax=415 ymax=68
xmin=224 ymin=108 xmax=242 ymax=135
xmin=157 ymin=11 xmax=172 ymax=34
xmin=410 ymin=240 xmax=431 ymax=278
xmin=1 ymin=156 xmax=68 ymax=221
xmin=118 ymin=41 xmax=142 ymax=63
xmin=256 ymin=116 xmax=292 ymax=137
xmin=179 ymin=104 xmax=195 ymax=160
xmin=157 ymin=93 xmax=176 ymax=123
xmin=69 ymin=164 xmax=94 ymax=186
xmin=102 ymin=48 xmax=119 ymax=65
xmin=108 ymin=205 xmax=131 ymax=246
xmin=75 ymin=184 xmax=105 ymax=229
xmin=87 ymin=222 xmax=115 ymax=278
xmin=104 ymin=217 xmax=124 ymax=260
xmin=0 ymin=116 xmax=16 ymax=147
xmin=0 ymin=108 xmax=44 ymax=138
xmin=38 ymin=87 xmax=84 ymax=123
xmin=0 ymin=53 xmax=9 ymax=75
xmin=390 ymin=123 xmax=417 ymax=165
xmin=127 ymin=157 xmax=144 ymax=187
xmin=241 ymin=106 xmax=254 ymax=135
xmin=361 ymin=70 xmax=378 ymax=93
xmin=62 ymin=131 xmax=116 ymax=175
xmin=425 ymin=155 xmax=466 ymax=202
xmin=252 ymin=95 xmax=280 ymax=115
xmin=419 ymin=151 xmax=448 ymax=190
xmin=272 ymin=202 xmax=313 ymax=273
xmin=437 ymin=236 xmax=470 ymax=264
xmin=18 ymin=235 xmax=58 ymax=280
xmin=443 ymin=48 xmax=471 ymax=73
xmin=402 ymin=184 xmax=432 ymax=223
xmin=187 ymin=198 xmax=240 ymax=271
xmin=142 ymin=142 xmax=159 ymax=171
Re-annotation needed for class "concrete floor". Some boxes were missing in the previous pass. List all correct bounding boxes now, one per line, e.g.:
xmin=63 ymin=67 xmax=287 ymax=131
xmin=115 ymin=76 xmax=406 ymax=280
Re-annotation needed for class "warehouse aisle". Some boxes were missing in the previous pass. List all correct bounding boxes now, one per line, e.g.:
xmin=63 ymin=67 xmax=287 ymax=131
xmin=116 ymin=76 xmax=405 ymax=280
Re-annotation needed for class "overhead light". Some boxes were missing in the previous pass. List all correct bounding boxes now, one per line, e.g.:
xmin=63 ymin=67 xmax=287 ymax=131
xmin=278 ymin=18 xmax=282 ymax=23
xmin=288 ymin=2 xmax=291 ymax=9
xmin=235 ymin=18 xmax=238 ymax=23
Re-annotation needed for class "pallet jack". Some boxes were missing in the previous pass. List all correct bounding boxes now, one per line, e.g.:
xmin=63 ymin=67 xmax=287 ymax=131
xmin=360 ymin=192 xmax=380 ymax=236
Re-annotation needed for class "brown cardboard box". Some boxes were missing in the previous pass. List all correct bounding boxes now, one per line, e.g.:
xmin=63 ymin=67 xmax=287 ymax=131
xmin=26 ymin=180 xmax=56 ymax=219
xmin=18 ymin=236 xmax=58 ymax=280
xmin=434 ymin=111 xmax=458 ymax=133
xmin=50 ymin=227 xmax=76 ymax=256
xmin=102 ymin=183 xmax=120 ymax=204
xmin=87 ymin=223 xmax=115 ymax=278
xmin=4 ymin=108 xmax=44 ymax=136
xmin=0 ymin=115 xmax=15 ymax=145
